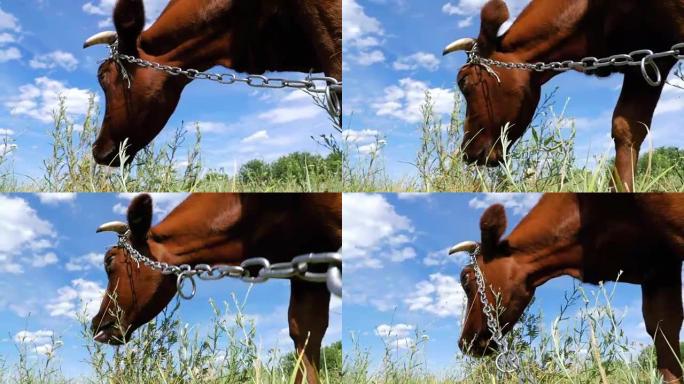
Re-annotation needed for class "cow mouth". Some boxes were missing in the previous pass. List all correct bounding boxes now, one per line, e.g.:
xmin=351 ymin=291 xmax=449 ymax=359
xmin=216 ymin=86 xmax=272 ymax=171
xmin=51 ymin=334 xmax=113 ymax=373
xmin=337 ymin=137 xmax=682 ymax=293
xmin=93 ymin=321 xmax=127 ymax=345
xmin=460 ymin=336 xmax=498 ymax=357
xmin=92 ymin=144 xmax=138 ymax=167
xmin=462 ymin=151 xmax=503 ymax=167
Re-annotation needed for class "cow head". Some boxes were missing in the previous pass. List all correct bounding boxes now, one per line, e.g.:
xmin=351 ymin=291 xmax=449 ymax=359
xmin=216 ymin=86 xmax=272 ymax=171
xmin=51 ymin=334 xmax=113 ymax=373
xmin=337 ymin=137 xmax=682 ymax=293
xmin=84 ymin=0 xmax=187 ymax=166
xmin=449 ymin=204 xmax=534 ymax=356
xmin=443 ymin=0 xmax=541 ymax=166
xmin=90 ymin=195 xmax=176 ymax=344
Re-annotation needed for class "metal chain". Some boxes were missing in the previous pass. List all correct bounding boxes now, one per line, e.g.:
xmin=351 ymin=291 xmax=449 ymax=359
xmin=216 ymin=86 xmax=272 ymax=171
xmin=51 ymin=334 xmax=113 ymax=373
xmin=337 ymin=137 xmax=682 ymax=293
xmin=107 ymin=41 xmax=343 ymax=118
xmin=117 ymin=231 xmax=342 ymax=299
xmin=468 ymin=246 xmax=537 ymax=384
xmin=466 ymin=42 xmax=684 ymax=86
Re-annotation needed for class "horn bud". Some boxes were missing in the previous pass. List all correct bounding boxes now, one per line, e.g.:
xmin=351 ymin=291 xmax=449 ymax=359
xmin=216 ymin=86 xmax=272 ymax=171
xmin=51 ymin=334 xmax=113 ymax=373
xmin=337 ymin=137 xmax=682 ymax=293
xmin=448 ymin=241 xmax=478 ymax=255
xmin=96 ymin=221 xmax=129 ymax=235
xmin=83 ymin=31 xmax=118 ymax=49
xmin=443 ymin=37 xmax=476 ymax=56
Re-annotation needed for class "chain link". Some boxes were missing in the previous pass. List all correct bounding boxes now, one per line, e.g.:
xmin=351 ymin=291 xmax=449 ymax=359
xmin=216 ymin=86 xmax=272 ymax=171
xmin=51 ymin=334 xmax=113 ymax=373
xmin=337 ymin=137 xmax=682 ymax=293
xmin=466 ymin=42 xmax=684 ymax=86
xmin=107 ymin=41 xmax=342 ymax=118
xmin=117 ymin=231 xmax=342 ymax=299
xmin=467 ymin=246 xmax=535 ymax=383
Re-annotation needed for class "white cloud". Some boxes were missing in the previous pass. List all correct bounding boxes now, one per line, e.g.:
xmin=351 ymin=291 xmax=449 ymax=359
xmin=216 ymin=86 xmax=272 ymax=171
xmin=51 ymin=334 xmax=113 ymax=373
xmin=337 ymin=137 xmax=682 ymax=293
xmin=342 ymin=194 xmax=414 ymax=270
xmin=0 ymin=32 xmax=15 ymax=45
xmin=423 ymin=246 xmax=469 ymax=266
xmin=393 ymin=52 xmax=440 ymax=72
xmin=458 ymin=16 xmax=473 ymax=28
xmin=405 ymin=273 xmax=466 ymax=318
xmin=0 ymin=195 xmax=56 ymax=274
xmin=115 ymin=193 xmax=188 ymax=217
xmin=441 ymin=0 xmax=529 ymax=32
xmin=192 ymin=121 xmax=232 ymax=133
xmin=242 ymin=130 xmax=269 ymax=143
xmin=397 ymin=193 xmax=431 ymax=201
xmin=46 ymin=279 xmax=105 ymax=319
xmin=258 ymin=105 xmax=321 ymax=124
xmin=468 ymin=193 xmax=541 ymax=216
xmin=37 ymin=193 xmax=77 ymax=205
xmin=343 ymin=0 xmax=385 ymax=67
xmin=0 ymin=46 xmax=20 ymax=62
xmin=0 ymin=7 xmax=20 ymax=63
xmin=30 ymin=252 xmax=58 ymax=267
xmin=29 ymin=51 xmax=79 ymax=72
xmin=343 ymin=129 xmax=380 ymax=143
xmin=14 ymin=330 xmax=61 ymax=357
xmin=5 ymin=77 xmax=97 ymax=124
xmin=65 ymin=252 xmax=103 ymax=272
xmin=375 ymin=323 xmax=416 ymax=350
xmin=372 ymin=78 xmax=455 ymax=123
xmin=354 ymin=50 xmax=385 ymax=66
xmin=0 ymin=7 xmax=20 ymax=32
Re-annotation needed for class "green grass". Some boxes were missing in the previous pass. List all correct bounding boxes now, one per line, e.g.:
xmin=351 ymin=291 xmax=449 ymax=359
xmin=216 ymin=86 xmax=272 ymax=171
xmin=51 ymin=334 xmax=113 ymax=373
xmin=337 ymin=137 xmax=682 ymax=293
xmin=4 ymin=291 xmax=341 ymax=384
xmin=0 ymin=95 xmax=342 ymax=192
xmin=343 ymin=88 xmax=684 ymax=192
xmin=343 ymin=279 xmax=676 ymax=383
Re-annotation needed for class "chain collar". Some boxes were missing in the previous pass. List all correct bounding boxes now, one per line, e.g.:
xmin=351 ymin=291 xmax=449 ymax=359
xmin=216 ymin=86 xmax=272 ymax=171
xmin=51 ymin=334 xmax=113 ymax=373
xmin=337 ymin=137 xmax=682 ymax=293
xmin=116 ymin=231 xmax=342 ymax=299
xmin=465 ymin=42 xmax=684 ymax=86
xmin=106 ymin=40 xmax=342 ymax=120
xmin=467 ymin=245 xmax=521 ymax=377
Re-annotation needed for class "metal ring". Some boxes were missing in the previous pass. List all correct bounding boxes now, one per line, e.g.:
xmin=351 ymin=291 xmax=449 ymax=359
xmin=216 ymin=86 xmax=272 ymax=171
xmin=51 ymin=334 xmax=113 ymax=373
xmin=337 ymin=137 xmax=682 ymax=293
xmin=326 ymin=266 xmax=342 ymax=297
xmin=495 ymin=351 xmax=519 ymax=374
xmin=325 ymin=86 xmax=342 ymax=119
xmin=176 ymin=272 xmax=196 ymax=300
xmin=640 ymin=58 xmax=662 ymax=87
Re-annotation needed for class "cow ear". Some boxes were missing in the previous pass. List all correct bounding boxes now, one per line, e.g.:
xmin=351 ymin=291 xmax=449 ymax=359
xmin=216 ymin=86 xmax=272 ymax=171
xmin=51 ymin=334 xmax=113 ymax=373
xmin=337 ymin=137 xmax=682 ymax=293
xmin=127 ymin=194 xmax=153 ymax=242
xmin=113 ymin=0 xmax=145 ymax=55
xmin=477 ymin=0 xmax=509 ymax=55
xmin=479 ymin=204 xmax=507 ymax=259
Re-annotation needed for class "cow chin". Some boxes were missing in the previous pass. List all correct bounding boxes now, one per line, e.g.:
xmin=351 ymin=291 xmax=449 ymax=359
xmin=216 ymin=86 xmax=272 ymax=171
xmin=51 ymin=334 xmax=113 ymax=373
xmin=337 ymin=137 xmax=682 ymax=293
xmin=92 ymin=141 xmax=139 ymax=167
xmin=462 ymin=142 xmax=504 ymax=167
xmin=92 ymin=321 xmax=133 ymax=345
xmin=459 ymin=333 xmax=498 ymax=357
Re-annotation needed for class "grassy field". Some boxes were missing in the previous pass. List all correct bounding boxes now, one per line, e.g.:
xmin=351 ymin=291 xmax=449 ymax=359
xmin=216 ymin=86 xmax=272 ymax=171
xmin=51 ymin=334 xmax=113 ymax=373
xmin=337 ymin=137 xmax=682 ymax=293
xmin=0 ymin=96 xmax=342 ymax=193
xmin=343 ymin=89 xmax=684 ymax=193
xmin=3 ymin=293 xmax=341 ymax=384
xmin=342 ymin=282 xmax=676 ymax=383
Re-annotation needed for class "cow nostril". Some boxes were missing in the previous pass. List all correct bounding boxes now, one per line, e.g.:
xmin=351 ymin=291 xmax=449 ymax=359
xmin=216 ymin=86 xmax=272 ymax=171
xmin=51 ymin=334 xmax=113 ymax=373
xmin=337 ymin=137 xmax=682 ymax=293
xmin=92 ymin=145 xmax=119 ymax=166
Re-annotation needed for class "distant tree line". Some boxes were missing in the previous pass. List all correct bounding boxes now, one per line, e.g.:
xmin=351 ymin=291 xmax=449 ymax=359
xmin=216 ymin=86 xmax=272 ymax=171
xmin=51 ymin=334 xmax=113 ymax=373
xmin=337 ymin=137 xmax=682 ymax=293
xmin=238 ymin=151 xmax=341 ymax=185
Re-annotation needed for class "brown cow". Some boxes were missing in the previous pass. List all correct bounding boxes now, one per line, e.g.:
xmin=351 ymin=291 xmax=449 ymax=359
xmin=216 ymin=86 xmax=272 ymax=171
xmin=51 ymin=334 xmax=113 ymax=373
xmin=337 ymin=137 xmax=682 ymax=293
xmin=443 ymin=0 xmax=684 ymax=191
xmin=91 ymin=193 xmax=341 ymax=384
xmin=83 ymin=0 xmax=342 ymax=166
xmin=450 ymin=193 xmax=684 ymax=382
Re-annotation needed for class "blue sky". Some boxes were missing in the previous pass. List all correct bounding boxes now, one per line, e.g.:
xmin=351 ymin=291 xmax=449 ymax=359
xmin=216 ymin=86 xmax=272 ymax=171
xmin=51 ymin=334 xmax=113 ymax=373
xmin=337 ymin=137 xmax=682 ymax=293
xmin=342 ymin=0 xmax=684 ymax=178
xmin=0 ymin=193 xmax=341 ymax=377
xmin=342 ymin=193 xmax=672 ymax=376
xmin=0 ymin=0 xmax=335 ymax=180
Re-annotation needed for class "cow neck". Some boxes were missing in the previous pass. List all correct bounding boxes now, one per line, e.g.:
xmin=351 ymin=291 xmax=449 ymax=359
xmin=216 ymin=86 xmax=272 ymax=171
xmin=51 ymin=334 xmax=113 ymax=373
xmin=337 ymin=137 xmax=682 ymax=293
xmin=495 ymin=0 xmax=595 ymax=84
xmin=504 ymin=195 xmax=584 ymax=290
xmin=140 ymin=194 xmax=340 ymax=270
xmin=144 ymin=194 xmax=248 ymax=268
xmin=137 ymin=0 xmax=341 ymax=80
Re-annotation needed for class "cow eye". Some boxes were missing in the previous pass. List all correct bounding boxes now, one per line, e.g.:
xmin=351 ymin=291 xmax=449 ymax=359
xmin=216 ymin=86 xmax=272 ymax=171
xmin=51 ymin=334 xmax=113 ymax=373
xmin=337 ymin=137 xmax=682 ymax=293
xmin=458 ymin=76 xmax=468 ymax=90
xmin=460 ymin=271 xmax=470 ymax=290
xmin=104 ymin=255 xmax=114 ymax=273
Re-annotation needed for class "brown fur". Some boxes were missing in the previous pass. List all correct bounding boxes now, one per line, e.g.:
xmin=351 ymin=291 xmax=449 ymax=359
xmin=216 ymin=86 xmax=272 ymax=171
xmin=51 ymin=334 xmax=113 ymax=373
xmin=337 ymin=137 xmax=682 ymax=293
xmin=458 ymin=193 xmax=684 ymax=382
xmin=92 ymin=0 xmax=341 ymax=166
xmin=455 ymin=0 xmax=684 ymax=190
xmin=91 ymin=193 xmax=341 ymax=384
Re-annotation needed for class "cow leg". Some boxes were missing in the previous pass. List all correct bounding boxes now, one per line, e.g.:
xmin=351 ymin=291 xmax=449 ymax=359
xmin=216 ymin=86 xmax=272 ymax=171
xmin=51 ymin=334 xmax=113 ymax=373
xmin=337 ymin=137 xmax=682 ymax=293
xmin=288 ymin=280 xmax=330 ymax=384
xmin=611 ymin=65 xmax=670 ymax=191
xmin=642 ymin=275 xmax=683 ymax=383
